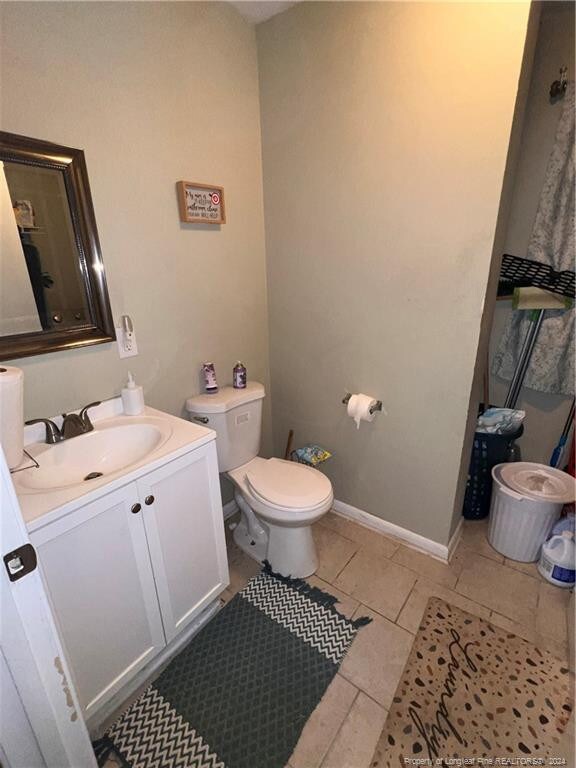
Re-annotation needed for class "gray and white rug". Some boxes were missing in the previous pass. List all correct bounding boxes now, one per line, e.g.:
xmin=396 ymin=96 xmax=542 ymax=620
xmin=94 ymin=562 xmax=370 ymax=768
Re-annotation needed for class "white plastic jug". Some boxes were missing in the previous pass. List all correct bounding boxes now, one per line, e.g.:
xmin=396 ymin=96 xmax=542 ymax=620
xmin=538 ymin=531 xmax=576 ymax=588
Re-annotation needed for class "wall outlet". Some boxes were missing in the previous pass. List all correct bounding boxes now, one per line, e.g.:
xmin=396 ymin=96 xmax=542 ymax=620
xmin=116 ymin=325 xmax=138 ymax=358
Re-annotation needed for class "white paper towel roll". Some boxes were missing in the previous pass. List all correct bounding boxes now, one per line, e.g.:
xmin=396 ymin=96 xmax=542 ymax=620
xmin=347 ymin=393 xmax=377 ymax=429
xmin=0 ymin=366 xmax=24 ymax=469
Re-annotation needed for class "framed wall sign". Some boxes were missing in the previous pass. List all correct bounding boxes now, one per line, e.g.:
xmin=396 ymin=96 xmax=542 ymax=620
xmin=177 ymin=181 xmax=225 ymax=225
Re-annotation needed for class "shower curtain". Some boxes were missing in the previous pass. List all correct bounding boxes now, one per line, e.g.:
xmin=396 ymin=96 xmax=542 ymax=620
xmin=492 ymin=84 xmax=575 ymax=396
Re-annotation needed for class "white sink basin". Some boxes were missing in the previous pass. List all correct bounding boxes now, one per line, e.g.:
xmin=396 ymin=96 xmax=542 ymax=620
xmin=18 ymin=419 xmax=171 ymax=492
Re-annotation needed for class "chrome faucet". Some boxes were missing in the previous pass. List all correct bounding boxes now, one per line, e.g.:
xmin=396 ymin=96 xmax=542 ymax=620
xmin=26 ymin=401 xmax=101 ymax=444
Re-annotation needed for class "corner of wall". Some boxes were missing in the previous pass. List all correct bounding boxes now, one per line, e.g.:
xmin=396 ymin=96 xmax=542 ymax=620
xmin=447 ymin=2 xmax=542 ymax=538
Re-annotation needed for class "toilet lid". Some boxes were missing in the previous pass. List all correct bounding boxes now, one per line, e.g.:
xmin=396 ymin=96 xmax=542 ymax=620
xmin=246 ymin=458 xmax=332 ymax=509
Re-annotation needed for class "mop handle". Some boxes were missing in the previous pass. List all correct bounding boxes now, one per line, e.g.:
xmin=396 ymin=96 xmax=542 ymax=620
xmin=503 ymin=309 xmax=545 ymax=409
xmin=550 ymin=399 xmax=575 ymax=468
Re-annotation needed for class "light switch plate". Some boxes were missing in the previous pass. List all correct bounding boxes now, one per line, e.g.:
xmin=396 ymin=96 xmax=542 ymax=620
xmin=115 ymin=326 xmax=138 ymax=358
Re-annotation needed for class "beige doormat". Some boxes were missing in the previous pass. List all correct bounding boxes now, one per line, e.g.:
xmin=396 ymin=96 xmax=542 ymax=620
xmin=371 ymin=598 xmax=574 ymax=767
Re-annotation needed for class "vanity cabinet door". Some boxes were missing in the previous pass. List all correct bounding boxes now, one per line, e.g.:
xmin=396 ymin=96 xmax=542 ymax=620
xmin=30 ymin=483 xmax=165 ymax=717
xmin=137 ymin=443 xmax=229 ymax=643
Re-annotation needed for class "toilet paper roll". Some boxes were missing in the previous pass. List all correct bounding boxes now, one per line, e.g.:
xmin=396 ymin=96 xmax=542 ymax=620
xmin=347 ymin=393 xmax=377 ymax=430
xmin=0 ymin=366 xmax=24 ymax=469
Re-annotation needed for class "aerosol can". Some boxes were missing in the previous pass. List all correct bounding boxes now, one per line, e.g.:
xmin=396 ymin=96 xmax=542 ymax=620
xmin=233 ymin=361 xmax=247 ymax=389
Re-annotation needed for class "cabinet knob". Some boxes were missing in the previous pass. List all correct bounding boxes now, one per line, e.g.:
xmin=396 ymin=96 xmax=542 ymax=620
xmin=131 ymin=503 xmax=141 ymax=514
xmin=145 ymin=495 xmax=155 ymax=506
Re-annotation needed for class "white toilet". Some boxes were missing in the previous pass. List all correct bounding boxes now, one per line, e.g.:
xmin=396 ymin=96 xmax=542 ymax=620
xmin=186 ymin=382 xmax=333 ymax=577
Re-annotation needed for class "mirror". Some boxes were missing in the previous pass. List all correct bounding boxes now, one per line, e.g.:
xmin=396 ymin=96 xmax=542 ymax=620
xmin=0 ymin=132 xmax=115 ymax=359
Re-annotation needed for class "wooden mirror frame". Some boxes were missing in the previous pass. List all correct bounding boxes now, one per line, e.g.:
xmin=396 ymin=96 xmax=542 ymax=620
xmin=0 ymin=131 xmax=115 ymax=360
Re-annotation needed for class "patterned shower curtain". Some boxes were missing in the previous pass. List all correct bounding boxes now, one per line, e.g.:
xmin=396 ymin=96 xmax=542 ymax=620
xmin=492 ymin=84 xmax=575 ymax=396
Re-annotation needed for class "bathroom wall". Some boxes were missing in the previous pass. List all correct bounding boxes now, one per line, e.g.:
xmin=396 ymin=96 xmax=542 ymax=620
xmin=0 ymin=2 xmax=272 ymax=475
xmin=488 ymin=1 xmax=575 ymax=465
xmin=258 ymin=1 xmax=533 ymax=545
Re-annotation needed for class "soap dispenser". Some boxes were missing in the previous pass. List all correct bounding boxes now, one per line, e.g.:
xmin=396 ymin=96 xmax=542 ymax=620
xmin=122 ymin=371 xmax=145 ymax=415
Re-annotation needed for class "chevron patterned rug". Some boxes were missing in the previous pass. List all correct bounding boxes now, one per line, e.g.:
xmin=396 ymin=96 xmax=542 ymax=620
xmin=93 ymin=562 xmax=370 ymax=768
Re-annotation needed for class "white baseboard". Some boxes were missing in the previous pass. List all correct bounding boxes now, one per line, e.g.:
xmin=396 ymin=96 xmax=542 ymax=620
xmin=223 ymin=498 xmax=239 ymax=520
xmin=332 ymin=499 xmax=459 ymax=562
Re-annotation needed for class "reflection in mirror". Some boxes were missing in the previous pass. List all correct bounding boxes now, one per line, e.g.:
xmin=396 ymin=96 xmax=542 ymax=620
xmin=1 ymin=161 xmax=90 ymax=334
xmin=0 ymin=132 xmax=115 ymax=360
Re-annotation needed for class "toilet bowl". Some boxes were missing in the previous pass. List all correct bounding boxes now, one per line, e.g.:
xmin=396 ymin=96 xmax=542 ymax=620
xmin=186 ymin=382 xmax=333 ymax=577
xmin=228 ymin=457 xmax=333 ymax=577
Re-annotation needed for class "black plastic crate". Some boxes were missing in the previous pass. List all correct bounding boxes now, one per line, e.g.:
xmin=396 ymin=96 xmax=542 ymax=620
xmin=462 ymin=424 xmax=524 ymax=520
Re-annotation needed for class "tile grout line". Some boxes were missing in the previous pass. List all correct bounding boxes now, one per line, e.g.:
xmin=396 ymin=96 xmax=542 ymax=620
xmin=327 ymin=525 xmax=463 ymax=590
xmin=352 ymin=599 xmax=417 ymax=635
xmin=337 ymin=664 xmax=393 ymax=714
xmin=317 ymin=519 xmax=361 ymax=549
xmin=393 ymin=580 xmax=419 ymax=628
xmin=452 ymin=568 xmax=538 ymax=623
xmin=356 ymin=686 xmax=391 ymax=714
xmin=341 ymin=558 xmax=538 ymax=642
xmin=315 ymin=685 xmax=360 ymax=768
xmin=330 ymin=558 xmax=459 ymax=625
xmin=383 ymin=556 xmax=460 ymax=592
xmin=331 ymin=548 xmax=361 ymax=583
xmin=319 ymin=517 xmax=404 ymax=562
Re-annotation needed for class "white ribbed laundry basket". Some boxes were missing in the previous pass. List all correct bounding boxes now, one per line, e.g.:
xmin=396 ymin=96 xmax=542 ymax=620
xmin=488 ymin=463 xmax=575 ymax=562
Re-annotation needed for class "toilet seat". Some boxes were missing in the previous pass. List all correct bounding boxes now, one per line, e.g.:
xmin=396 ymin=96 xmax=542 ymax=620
xmin=245 ymin=458 xmax=332 ymax=510
xmin=227 ymin=457 xmax=333 ymax=525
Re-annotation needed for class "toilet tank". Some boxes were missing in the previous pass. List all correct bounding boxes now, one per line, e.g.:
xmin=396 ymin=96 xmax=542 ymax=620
xmin=185 ymin=382 xmax=265 ymax=472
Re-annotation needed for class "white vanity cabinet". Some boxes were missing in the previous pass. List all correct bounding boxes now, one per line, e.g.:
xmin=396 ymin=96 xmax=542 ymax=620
xmin=29 ymin=440 xmax=228 ymax=720
xmin=30 ymin=484 xmax=166 ymax=717
xmin=137 ymin=448 xmax=229 ymax=643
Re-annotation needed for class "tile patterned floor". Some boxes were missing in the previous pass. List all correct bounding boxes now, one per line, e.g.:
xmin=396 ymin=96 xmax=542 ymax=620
xmin=225 ymin=512 xmax=573 ymax=768
xmin=104 ymin=512 xmax=574 ymax=768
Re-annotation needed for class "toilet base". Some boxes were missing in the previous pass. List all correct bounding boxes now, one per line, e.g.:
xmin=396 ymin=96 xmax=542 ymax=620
xmin=232 ymin=503 xmax=319 ymax=579
xmin=266 ymin=521 xmax=318 ymax=578
xmin=232 ymin=516 xmax=267 ymax=564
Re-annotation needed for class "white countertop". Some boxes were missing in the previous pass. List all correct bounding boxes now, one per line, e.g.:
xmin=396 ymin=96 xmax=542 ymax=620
xmin=13 ymin=398 xmax=215 ymax=533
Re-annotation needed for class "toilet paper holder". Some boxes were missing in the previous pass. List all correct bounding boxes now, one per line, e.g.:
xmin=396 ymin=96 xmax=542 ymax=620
xmin=342 ymin=393 xmax=383 ymax=415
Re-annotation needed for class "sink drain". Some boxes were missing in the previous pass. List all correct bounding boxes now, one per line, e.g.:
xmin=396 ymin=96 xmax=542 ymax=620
xmin=84 ymin=471 xmax=103 ymax=481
